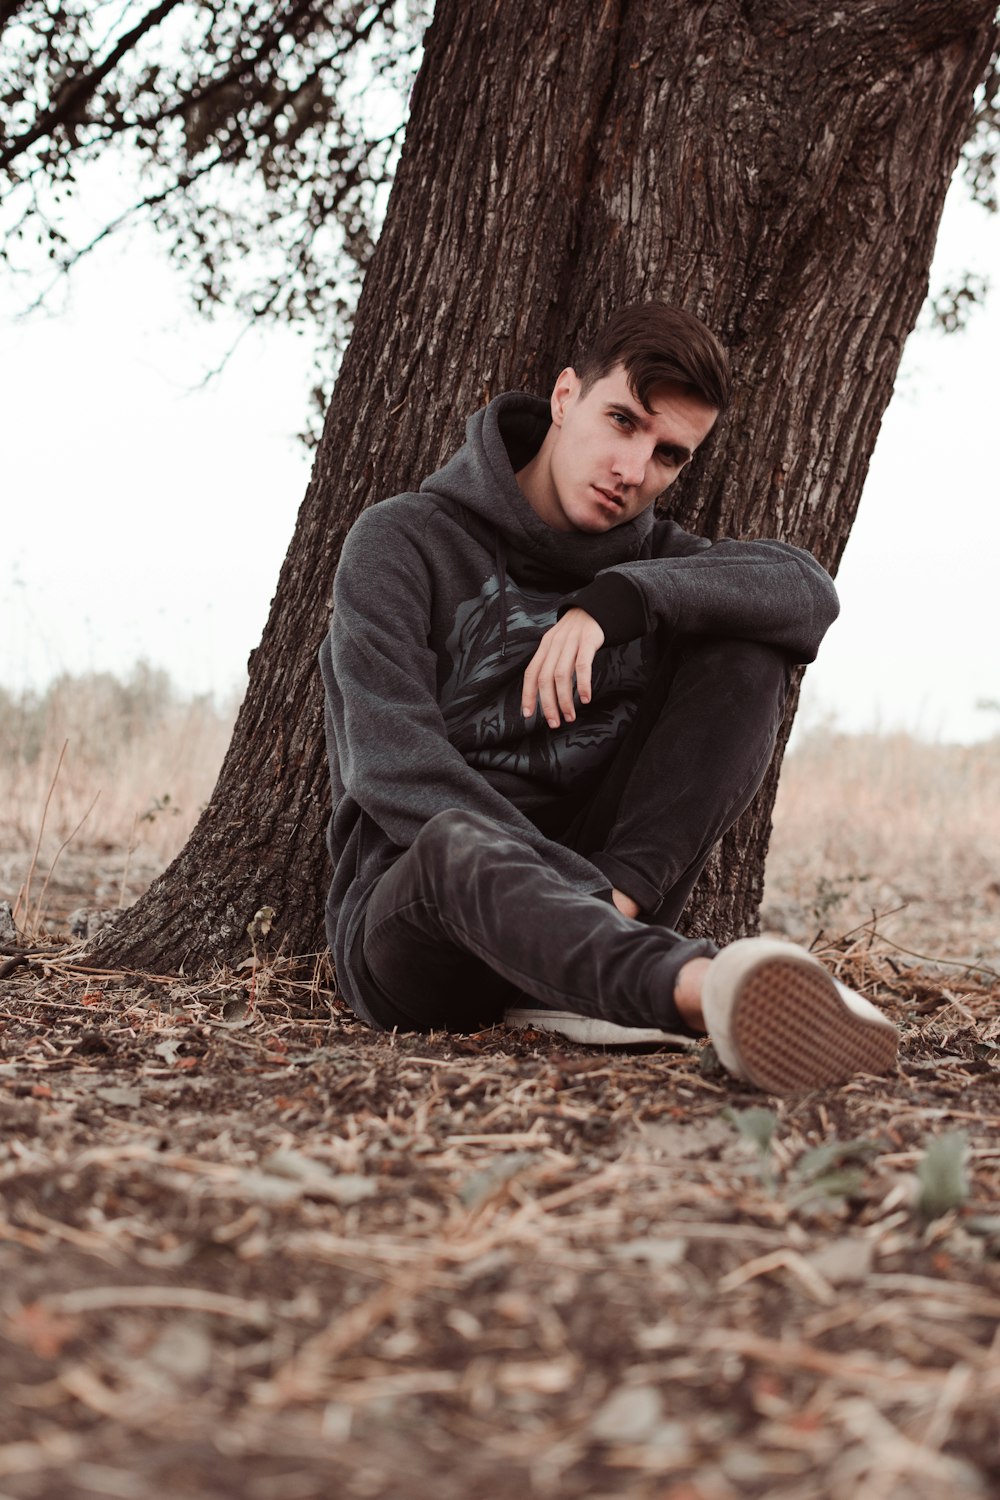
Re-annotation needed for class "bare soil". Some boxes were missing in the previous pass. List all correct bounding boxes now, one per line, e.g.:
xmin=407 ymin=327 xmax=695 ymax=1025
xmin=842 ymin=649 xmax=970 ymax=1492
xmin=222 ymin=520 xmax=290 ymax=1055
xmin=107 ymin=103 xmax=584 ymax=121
xmin=2 ymin=853 xmax=1000 ymax=1500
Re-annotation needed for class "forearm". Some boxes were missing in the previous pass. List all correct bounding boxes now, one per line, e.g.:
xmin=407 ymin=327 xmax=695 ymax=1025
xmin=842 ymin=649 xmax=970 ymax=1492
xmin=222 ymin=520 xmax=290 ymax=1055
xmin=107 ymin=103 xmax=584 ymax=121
xmin=562 ymin=537 xmax=839 ymax=664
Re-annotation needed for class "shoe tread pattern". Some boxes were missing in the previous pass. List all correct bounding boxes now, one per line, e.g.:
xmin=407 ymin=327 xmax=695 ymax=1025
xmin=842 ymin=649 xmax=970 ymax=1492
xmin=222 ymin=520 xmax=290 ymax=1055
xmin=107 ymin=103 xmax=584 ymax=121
xmin=731 ymin=960 xmax=897 ymax=1094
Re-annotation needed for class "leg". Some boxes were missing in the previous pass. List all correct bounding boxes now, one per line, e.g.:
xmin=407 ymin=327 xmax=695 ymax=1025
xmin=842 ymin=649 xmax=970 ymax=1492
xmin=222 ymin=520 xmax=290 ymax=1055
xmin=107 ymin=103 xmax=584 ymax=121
xmin=541 ymin=640 xmax=898 ymax=1089
xmin=562 ymin=636 xmax=791 ymax=925
xmin=351 ymin=808 xmax=714 ymax=1033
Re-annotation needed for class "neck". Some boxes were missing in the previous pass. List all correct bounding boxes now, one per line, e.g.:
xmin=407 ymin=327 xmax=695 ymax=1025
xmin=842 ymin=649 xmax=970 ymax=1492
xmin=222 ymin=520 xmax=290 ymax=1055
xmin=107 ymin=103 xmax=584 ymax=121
xmin=515 ymin=431 xmax=571 ymax=531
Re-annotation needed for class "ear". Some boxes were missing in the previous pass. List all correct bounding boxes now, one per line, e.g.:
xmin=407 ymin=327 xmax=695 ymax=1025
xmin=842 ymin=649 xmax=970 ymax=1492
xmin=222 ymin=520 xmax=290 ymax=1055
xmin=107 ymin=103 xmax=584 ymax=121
xmin=549 ymin=367 xmax=580 ymax=428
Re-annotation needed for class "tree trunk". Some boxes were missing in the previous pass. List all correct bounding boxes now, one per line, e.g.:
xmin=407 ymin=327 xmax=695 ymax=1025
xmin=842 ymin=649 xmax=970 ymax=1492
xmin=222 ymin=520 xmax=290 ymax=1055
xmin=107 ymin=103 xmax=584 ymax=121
xmin=86 ymin=0 xmax=998 ymax=974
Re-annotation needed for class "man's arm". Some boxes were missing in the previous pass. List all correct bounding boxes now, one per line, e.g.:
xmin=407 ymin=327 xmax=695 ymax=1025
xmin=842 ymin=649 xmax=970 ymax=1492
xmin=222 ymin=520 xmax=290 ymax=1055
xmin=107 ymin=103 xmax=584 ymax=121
xmin=567 ymin=525 xmax=840 ymax=664
xmin=522 ymin=526 xmax=837 ymax=730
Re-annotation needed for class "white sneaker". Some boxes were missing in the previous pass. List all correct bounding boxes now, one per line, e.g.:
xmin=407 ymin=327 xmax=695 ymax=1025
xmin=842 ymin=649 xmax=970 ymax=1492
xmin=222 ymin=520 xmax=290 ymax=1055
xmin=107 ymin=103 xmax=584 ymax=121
xmin=701 ymin=937 xmax=898 ymax=1094
xmin=503 ymin=1007 xmax=691 ymax=1048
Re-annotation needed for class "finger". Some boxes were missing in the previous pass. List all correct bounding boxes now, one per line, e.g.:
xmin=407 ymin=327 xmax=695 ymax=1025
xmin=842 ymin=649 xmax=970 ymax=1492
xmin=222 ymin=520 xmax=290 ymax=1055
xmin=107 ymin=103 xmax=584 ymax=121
xmin=523 ymin=640 xmax=562 ymax=722
xmin=524 ymin=626 xmax=564 ymax=725
xmin=573 ymin=613 xmax=604 ymax=703
xmin=575 ymin=643 xmax=594 ymax=705
xmin=540 ymin=629 xmax=581 ymax=726
xmin=521 ymin=639 xmax=548 ymax=718
xmin=537 ymin=664 xmax=562 ymax=728
xmin=521 ymin=656 xmax=539 ymax=718
xmin=554 ymin=644 xmax=579 ymax=723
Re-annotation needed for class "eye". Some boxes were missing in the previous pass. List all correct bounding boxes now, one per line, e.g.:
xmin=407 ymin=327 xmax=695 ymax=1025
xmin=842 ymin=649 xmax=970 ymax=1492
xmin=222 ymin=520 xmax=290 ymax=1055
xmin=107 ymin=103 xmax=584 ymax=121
xmin=611 ymin=411 xmax=633 ymax=430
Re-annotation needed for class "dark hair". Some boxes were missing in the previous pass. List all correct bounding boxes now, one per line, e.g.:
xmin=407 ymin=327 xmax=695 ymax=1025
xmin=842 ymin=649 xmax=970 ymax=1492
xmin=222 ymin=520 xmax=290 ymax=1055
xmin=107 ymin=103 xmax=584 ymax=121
xmin=577 ymin=302 xmax=732 ymax=414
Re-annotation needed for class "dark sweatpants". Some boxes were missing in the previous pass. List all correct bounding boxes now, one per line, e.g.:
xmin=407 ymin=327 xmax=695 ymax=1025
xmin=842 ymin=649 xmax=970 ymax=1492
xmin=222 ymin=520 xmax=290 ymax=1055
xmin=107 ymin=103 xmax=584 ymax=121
xmin=347 ymin=636 xmax=791 ymax=1034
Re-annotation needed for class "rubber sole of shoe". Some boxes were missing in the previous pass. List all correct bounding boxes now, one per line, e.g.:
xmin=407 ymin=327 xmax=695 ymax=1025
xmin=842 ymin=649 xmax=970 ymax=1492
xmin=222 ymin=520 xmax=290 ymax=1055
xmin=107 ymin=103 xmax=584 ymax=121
xmin=504 ymin=1008 xmax=690 ymax=1048
xmin=728 ymin=959 xmax=898 ymax=1094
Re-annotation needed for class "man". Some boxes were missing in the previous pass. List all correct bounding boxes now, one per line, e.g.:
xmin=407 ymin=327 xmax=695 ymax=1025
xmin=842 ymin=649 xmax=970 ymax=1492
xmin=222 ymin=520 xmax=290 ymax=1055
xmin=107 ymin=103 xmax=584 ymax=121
xmin=320 ymin=303 xmax=897 ymax=1094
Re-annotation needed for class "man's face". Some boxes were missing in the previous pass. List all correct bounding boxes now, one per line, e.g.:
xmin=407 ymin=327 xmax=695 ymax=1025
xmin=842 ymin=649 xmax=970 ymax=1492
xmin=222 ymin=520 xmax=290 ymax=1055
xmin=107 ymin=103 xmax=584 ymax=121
xmin=531 ymin=363 xmax=719 ymax=534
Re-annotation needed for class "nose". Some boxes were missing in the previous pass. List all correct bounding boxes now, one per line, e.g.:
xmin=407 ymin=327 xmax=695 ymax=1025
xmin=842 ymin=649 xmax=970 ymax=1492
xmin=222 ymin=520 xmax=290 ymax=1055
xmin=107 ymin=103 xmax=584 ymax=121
xmin=613 ymin=441 xmax=653 ymax=489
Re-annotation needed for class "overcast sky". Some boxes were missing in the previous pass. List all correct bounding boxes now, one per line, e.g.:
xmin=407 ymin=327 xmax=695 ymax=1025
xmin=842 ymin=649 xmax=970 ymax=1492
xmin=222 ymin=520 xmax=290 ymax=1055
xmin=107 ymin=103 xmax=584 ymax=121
xmin=2 ymin=168 xmax=998 ymax=743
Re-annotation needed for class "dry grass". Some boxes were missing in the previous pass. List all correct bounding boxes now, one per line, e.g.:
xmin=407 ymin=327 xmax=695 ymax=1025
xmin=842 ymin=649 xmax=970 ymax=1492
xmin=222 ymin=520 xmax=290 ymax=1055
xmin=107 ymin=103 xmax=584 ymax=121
xmin=0 ymin=668 xmax=236 ymax=930
xmin=0 ymin=665 xmax=236 ymax=860
xmin=765 ymin=729 xmax=1000 ymax=973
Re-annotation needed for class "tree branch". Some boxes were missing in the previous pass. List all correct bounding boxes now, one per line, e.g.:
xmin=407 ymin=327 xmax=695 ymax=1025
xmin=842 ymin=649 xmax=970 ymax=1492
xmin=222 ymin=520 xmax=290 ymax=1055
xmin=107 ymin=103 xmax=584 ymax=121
xmin=121 ymin=0 xmax=397 ymax=141
xmin=0 ymin=0 xmax=186 ymax=173
xmin=17 ymin=146 xmax=241 ymax=314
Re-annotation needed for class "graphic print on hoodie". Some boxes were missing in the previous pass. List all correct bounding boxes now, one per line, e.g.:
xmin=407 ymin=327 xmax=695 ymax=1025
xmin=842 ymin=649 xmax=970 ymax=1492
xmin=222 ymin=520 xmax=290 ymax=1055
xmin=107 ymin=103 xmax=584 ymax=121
xmin=439 ymin=571 xmax=652 ymax=788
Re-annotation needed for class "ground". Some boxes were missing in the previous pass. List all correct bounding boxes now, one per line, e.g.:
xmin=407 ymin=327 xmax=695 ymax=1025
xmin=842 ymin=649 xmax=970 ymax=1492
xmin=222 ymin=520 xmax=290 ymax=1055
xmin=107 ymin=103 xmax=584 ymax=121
xmin=2 ymin=859 xmax=1000 ymax=1500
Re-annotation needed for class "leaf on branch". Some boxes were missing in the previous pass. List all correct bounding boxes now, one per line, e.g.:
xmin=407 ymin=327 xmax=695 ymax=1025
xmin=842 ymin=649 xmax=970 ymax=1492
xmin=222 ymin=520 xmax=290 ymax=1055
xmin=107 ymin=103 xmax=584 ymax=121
xmin=928 ymin=273 xmax=990 ymax=334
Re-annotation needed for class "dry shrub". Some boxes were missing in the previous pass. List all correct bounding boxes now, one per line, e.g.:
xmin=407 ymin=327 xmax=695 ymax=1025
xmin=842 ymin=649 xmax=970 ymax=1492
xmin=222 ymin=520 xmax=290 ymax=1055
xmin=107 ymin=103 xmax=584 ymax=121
xmin=0 ymin=664 xmax=237 ymax=864
xmin=765 ymin=726 xmax=1000 ymax=965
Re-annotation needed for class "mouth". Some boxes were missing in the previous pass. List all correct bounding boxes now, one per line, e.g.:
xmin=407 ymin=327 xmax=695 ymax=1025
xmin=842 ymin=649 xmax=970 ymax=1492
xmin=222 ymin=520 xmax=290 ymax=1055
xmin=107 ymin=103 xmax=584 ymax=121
xmin=593 ymin=486 xmax=625 ymax=513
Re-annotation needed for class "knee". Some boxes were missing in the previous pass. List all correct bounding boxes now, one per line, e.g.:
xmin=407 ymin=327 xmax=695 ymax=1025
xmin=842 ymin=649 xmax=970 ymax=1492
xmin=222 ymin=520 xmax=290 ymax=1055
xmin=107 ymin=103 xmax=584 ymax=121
xmin=688 ymin=637 xmax=791 ymax=699
xmin=420 ymin=807 xmax=490 ymax=842
xmin=406 ymin=809 xmax=523 ymax=909
xmin=415 ymin=808 xmax=500 ymax=865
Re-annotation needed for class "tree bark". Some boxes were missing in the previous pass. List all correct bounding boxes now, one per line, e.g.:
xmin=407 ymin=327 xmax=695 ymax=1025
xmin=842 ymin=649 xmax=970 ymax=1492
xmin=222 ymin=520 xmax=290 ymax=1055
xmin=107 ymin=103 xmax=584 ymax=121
xmin=86 ymin=0 xmax=999 ymax=974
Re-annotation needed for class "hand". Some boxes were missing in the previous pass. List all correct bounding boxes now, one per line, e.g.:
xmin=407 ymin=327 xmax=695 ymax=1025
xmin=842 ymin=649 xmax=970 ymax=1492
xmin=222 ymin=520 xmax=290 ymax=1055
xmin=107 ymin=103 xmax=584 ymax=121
xmin=521 ymin=608 xmax=605 ymax=728
xmin=611 ymin=888 xmax=640 ymax=920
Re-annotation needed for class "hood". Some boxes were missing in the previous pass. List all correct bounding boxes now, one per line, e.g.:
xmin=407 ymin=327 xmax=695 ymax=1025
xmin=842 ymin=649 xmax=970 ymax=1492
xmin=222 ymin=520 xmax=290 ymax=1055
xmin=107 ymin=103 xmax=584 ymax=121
xmin=419 ymin=391 xmax=653 ymax=588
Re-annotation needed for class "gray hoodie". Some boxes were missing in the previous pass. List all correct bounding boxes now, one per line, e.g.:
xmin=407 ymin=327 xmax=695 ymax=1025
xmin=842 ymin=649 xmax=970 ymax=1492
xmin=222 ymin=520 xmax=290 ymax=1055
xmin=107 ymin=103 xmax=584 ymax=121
xmin=320 ymin=392 xmax=838 ymax=1017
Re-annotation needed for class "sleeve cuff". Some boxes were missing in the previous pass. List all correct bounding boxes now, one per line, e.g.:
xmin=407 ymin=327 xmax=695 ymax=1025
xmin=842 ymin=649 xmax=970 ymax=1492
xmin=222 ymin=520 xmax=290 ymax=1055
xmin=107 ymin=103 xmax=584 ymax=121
xmin=558 ymin=572 xmax=648 ymax=646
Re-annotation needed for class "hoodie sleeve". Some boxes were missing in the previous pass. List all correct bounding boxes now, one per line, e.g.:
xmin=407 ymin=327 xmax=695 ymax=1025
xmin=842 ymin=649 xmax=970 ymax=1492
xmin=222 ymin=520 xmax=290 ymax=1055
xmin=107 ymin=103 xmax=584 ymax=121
xmin=562 ymin=521 xmax=839 ymax=664
xmin=323 ymin=505 xmax=611 ymax=894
